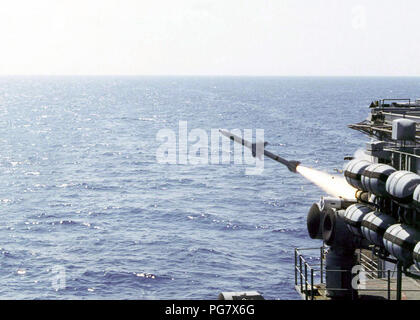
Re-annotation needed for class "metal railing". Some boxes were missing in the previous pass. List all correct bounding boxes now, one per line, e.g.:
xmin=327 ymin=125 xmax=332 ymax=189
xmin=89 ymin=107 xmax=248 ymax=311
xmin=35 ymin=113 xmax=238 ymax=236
xmin=359 ymin=250 xmax=380 ymax=279
xmin=383 ymin=147 xmax=420 ymax=171
xmin=294 ymin=247 xmax=420 ymax=300
xmin=380 ymin=99 xmax=412 ymax=107
xmin=294 ymin=247 xmax=326 ymax=300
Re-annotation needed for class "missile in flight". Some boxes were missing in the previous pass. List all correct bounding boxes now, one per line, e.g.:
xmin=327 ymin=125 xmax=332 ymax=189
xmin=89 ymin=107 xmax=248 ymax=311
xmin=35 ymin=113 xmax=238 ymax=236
xmin=219 ymin=129 xmax=301 ymax=173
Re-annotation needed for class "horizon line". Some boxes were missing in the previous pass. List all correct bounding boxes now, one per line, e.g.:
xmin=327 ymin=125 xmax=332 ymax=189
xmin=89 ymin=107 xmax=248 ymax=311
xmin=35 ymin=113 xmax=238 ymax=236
xmin=1 ymin=74 xmax=420 ymax=78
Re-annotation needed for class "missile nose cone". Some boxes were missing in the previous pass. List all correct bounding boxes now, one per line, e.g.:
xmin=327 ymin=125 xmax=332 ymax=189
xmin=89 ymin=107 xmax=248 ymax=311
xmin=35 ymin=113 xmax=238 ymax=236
xmin=219 ymin=129 xmax=236 ymax=141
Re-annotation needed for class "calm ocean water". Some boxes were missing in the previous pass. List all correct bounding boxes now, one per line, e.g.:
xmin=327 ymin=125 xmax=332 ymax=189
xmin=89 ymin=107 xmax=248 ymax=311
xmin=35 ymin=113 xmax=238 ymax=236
xmin=0 ymin=76 xmax=419 ymax=299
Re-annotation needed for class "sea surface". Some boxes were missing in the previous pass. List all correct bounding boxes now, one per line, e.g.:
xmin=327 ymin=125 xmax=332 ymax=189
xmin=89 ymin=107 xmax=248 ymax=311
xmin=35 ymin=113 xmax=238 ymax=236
xmin=0 ymin=76 xmax=419 ymax=299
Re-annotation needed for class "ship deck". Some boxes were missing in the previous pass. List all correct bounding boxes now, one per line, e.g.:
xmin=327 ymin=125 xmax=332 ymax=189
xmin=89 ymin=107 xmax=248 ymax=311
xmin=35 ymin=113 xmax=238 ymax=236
xmin=295 ymin=247 xmax=420 ymax=300
xmin=295 ymin=275 xmax=420 ymax=300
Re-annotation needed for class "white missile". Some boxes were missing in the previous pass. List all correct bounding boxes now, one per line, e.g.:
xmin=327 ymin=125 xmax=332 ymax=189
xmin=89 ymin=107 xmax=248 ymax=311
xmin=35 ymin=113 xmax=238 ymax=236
xmin=219 ymin=129 xmax=300 ymax=172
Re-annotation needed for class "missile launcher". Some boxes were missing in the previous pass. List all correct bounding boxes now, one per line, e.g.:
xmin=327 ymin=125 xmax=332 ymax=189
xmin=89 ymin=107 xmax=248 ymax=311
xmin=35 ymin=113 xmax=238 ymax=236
xmin=219 ymin=99 xmax=420 ymax=300
xmin=299 ymin=98 xmax=420 ymax=300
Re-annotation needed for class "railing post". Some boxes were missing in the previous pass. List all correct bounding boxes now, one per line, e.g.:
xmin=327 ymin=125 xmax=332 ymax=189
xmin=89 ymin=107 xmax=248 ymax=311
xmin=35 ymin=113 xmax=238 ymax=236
xmin=305 ymin=263 xmax=308 ymax=300
xmin=396 ymin=262 xmax=403 ymax=301
xmin=299 ymin=256 xmax=303 ymax=293
xmin=311 ymin=268 xmax=314 ymax=300
xmin=387 ymin=270 xmax=391 ymax=300
xmin=294 ymin=249 xmax=298 ymax=286
xmin=320 ymin=246 xmax=324 ymax=283
xmin=351 ymin=268 xmax=356 ymax=300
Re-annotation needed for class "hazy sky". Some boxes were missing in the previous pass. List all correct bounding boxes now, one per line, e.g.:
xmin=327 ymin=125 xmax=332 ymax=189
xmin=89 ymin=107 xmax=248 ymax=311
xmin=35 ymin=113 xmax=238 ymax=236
xmin=1 ymin=0 xmax=419 ymax=76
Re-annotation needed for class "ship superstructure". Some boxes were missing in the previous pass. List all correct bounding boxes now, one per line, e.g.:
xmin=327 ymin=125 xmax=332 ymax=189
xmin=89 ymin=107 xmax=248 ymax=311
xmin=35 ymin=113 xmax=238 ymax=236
xmin=296 ymin=98 xmax=420 ymax=300
xmin=218 ymin=99 xmax=420 ymax=300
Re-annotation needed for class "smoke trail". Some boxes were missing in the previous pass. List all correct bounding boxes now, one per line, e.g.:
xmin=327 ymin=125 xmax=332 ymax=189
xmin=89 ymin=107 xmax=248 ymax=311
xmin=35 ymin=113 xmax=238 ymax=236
xmin=353 ymin=148 xmax=373 ymax=162
xmin=296 ymin=165 xmax=357 ymax=199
